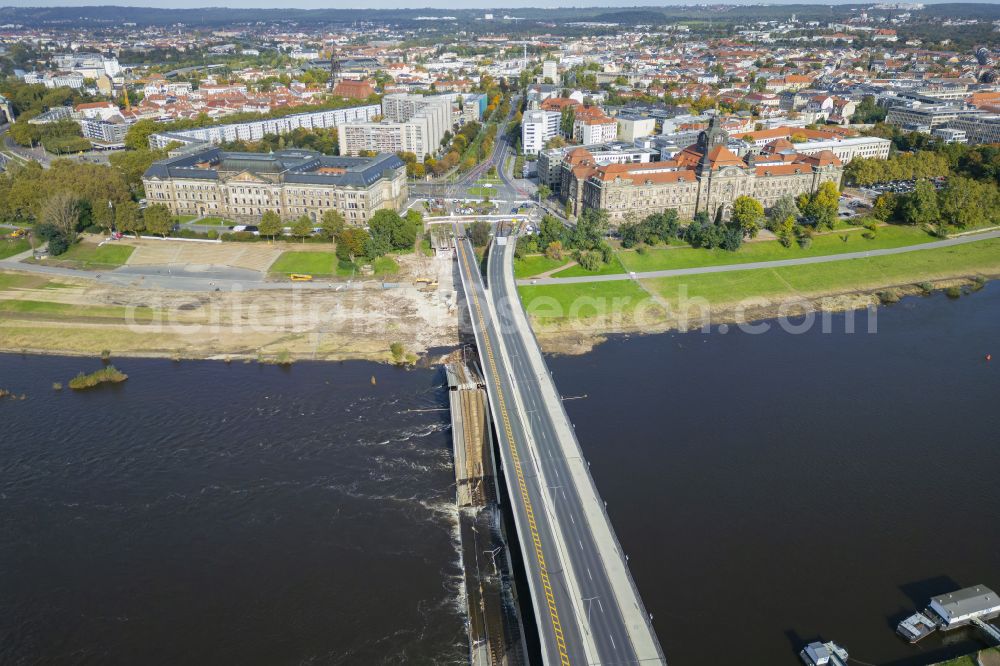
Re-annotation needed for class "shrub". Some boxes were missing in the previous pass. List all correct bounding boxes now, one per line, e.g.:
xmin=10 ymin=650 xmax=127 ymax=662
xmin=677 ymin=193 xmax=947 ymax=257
xmin=390 ymin=342 xmax=405 ymax=363
xmin=945 ymin=286 xmax=962 ymax=299
xmin=68 ymin=366 xmax=128 ymax=390
xmin=47 ymin=234 xmax=71 ymax=256
xmin=221 ymin=231 xmax=260 ymax=242
xmin=797 ymin=235 xmax=812 ymax=249
xmin=918 ymin=282 xmax=934 ymax=294
xmin=878 ymin=289 xmax=900 ymax=304
xmin=635 ymin=245 xmax=647 ymax=255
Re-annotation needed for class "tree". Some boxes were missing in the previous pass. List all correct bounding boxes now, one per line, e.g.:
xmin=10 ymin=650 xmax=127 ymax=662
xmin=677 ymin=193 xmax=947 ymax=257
xmin=798 ymin=181 xmax=840 ymax=229
xmin=109 ymin=148 xmax=167 ymax=196
xmin=259 ymin=210 xmax=283 ymax=242
xmin=40 ymin=192 xmax=80 ymax=242
xmin=468 ymin=221 xmax=491 ymax=247
xmin=537 ymin=184 xmax=552 ymax=201
xmin=774 ymin=214 xmax=796 ymax=247
xmin=767 ymin=194 xmax=798 ymax=230
xmin=291 ymin=215 xmax=313 ymax=243
xmin=124 ymin=119 xmax=162 ymax=151
xmin=900 ymin=179 xmax=940 ymax=226
xmin=143 ymin=204 xmax=173 ymax=237
xmin=320 ymin=209 xmax=345 ymax=241
xmin=938 ymin=176 xmax=995 ymax=229
xmin=560 ymin=105 xmax=576 ymax=139
xmin=730 ymin=196 xmax=764 ymax=238
xmin=538 ymin=214 xmax=564 ymax=248
xmin=571 ymin=208 xmax=609 ymax=251
xmin=370 ymin=209 xmax=418 ymax=251
xmin=871 ymin=192 xmax=897 ymax=222
xmin=335 ymin=227 xmax=369 ymax=262
xmin=115 ymin=200 xmax=142 ymax=238
xmin=545 ymin=240 xmax=564 ymax=260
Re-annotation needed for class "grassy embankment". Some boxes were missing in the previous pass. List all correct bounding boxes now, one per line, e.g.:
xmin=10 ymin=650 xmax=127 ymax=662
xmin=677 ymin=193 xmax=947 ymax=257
xmin=28 ymin=242 xmax=134 ymax=271
xmin=1 ymin=238 xmax=31 ymax=260
xmin=931 ymin=647 xmax=1000 ymax=666
xmin=514 ymin=226 xmax=937 ymax=280
xmin=518 ymin=238 xmax=1000 ymax=330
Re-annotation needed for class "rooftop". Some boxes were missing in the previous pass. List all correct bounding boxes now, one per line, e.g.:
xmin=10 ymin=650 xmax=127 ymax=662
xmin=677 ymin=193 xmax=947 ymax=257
xmin=144 ymin=147 xmax=404 ymax=188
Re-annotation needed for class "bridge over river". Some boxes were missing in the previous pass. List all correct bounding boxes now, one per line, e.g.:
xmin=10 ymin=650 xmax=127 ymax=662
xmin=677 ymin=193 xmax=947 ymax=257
xmin=454 ymin=223 xmax=666 ymax=665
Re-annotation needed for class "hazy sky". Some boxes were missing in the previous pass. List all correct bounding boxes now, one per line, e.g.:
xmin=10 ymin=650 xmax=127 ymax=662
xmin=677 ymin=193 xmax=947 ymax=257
xmin=3 ymin=0 xmax=988 ymax=7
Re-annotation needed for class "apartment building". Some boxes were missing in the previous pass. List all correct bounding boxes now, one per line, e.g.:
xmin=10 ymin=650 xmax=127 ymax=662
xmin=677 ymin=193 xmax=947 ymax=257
xmin=79 ymin=116 xmax=129 ymax=146
xmin=341 ymin=94 xmax=452 ymax=159
xmin=573 ymin=107 xmax=618 ymax=145
xmin=143 ymin=148 xmax=407 ymax=224
xmin=148 ymin=104 xmax=380 ymax=150
xmin=521 ymin=110 xmax=561 ymax=155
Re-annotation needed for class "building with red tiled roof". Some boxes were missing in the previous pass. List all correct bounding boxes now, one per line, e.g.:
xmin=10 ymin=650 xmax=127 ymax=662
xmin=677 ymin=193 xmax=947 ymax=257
xmin=333 ymin=78 xmax=376 ymax=100
xmin=576 ymin=116 xmax=843 ymax=222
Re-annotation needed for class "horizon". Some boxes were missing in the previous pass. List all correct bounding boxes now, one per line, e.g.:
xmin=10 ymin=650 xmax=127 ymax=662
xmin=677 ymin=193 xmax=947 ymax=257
xmin=3 ymin=0 xmax=996 ymax=9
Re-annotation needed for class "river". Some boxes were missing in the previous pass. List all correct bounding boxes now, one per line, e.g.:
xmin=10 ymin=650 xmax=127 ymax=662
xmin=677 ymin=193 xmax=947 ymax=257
xmin=1 ymin=356 xmax=466 ymax=665
xmin=2 ymin=284 xmax=998 ymax=665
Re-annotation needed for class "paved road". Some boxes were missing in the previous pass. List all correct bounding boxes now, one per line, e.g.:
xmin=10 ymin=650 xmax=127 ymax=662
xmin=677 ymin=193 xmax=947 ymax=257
xmin=518 ymin=229 xmax=1000 ymax=285
xmin=456 ymin=227 xmax=665 ymax=664
xmin=455 ymin=230 xmax=587 ymax=665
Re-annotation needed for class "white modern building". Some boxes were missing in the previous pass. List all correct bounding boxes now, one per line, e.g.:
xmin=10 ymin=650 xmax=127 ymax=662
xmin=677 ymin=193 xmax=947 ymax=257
xmin=53 ymin=53 xmax=121 ymax=79
xmin=542 ymin=60 xmax=559 ymax=83
xmin=617 ymin=116 xmax=657 ymax=142
xmin=928 ymin=585 xmax=1000 ymax=628
xmin=779 ymin=136 xmax=891 ymax=164
xmin=341 ymin=94 xmax=452 ymax=158
xmin=521 ymin=109 xmax=561 ymax=155
xmin=79 ymin=116 xmax=129 ymax=146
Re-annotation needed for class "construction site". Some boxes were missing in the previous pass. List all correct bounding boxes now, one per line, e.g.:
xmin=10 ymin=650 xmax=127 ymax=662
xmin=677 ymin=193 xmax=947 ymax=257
xmin=446 ymin=361 xmax=528 ymax=666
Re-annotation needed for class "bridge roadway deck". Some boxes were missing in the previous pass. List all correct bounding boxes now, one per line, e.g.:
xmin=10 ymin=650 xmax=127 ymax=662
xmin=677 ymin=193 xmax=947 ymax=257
xmin=454 ymin=226 xmax=666 ymax=665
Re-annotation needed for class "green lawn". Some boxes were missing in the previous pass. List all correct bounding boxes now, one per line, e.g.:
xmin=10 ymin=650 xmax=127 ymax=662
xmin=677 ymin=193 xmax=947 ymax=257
xmin=269 ymin=251 xmax=337 ymax=276
xmin=618 ymin=225 xmax=935 ymax=275
xmin=517 ymin=238 xmax=1000 ymax=325
xmin=552 ymin=254 xmax=628 ymax=278
xmin=644 ymin=237 xmax=1000 ymax=308
xmin=518 ymin=279 xmax=657 ymax=325
xmin=514 ymin=254 xmax=569 ymax=278
xmin=373 ymin=256 xmax=400 ymax=276
xmin=336 ymin=260 xmax=358 ymax=277
xmin=43 ymin=243 xmax=134 ymax=270
xmin=173 ymin=214 xmax=198 ymax=224
xmin=0 ymin=238 xmax=30 ymax=260
xmin=196 ymin=216 xmax=230 ymax=226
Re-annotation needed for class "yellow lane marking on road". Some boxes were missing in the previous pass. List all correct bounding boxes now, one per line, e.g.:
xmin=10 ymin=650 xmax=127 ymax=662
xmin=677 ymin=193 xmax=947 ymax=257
xmin=456 ymin=235 xmax=571 ymax=666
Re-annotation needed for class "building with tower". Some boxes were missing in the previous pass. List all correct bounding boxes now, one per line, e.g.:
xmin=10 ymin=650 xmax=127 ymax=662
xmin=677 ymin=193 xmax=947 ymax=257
xmin=572 ymin=116 xmax=843 ymax=222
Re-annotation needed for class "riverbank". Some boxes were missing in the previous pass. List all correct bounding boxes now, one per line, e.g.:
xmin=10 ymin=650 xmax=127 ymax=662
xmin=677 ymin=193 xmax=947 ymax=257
xmin=519 ymin=237 xmax=1000 ymax=355
xmin=0 ymin=269 xmax=459 ymax=363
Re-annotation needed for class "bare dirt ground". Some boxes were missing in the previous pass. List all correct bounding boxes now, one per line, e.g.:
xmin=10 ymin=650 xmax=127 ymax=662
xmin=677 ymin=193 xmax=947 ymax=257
xmin=123 ymin=238 xmax=287 ymax=272
xmin=0 ymin=250 xmax=460 ymax=362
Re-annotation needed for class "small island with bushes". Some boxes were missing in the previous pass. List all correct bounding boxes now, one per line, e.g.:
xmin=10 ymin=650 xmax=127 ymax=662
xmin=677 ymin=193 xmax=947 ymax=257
xmin=68 ymin=366 xmax=129 ymax=390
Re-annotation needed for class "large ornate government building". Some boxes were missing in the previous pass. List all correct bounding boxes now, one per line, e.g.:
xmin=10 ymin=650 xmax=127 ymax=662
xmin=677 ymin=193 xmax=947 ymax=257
xmin=564 ymin=117 xmax=844 ymax=223
xmin=143 ymin=147 xmax=407 ymax=225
